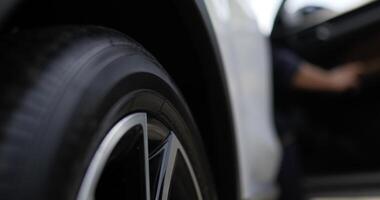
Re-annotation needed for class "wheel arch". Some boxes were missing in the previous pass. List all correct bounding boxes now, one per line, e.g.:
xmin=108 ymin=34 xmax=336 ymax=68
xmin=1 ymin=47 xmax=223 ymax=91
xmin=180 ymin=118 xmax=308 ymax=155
xmin=0 ymin=0 xmax=239 ymax=199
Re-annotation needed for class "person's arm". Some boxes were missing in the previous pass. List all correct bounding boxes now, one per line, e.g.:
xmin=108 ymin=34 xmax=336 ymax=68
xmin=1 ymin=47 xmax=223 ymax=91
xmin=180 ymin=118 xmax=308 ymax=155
xmin=292 ymin=62 xmax=362 ymax=92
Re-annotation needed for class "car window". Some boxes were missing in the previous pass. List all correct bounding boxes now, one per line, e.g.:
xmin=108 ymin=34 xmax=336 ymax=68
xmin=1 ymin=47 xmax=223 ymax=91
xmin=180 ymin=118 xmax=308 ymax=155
xmin=282 ymin=0 xmax=376 ymax=29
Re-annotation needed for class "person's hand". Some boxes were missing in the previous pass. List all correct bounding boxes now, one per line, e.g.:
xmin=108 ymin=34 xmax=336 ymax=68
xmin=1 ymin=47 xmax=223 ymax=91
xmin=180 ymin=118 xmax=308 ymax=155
xmin=327 ymin=62 xmax=363 ymax=92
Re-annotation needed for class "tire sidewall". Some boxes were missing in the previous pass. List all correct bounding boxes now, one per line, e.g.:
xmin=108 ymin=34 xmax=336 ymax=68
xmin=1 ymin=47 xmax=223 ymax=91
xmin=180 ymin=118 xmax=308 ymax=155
xmin=23 ymin=35 xmax=214 ymax=199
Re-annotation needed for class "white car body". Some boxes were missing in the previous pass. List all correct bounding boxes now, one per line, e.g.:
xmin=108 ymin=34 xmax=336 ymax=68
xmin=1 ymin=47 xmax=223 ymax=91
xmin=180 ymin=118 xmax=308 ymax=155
xmin=204 ymin=0 xmax=282 ymax=199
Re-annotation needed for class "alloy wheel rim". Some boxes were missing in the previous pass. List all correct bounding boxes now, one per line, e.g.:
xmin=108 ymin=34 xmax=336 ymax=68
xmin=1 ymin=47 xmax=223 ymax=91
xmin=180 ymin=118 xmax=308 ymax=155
xmin=77 ymin=112 xmax=203 ymax=200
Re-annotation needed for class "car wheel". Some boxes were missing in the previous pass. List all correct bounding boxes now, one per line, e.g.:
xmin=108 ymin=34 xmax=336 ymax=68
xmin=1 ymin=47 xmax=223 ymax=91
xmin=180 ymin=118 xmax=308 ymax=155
xmin=0 ymin=26 xmax=217 ymax=200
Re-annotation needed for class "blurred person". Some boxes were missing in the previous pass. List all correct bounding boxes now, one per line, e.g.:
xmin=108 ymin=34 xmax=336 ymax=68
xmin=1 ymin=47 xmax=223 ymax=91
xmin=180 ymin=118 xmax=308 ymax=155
xmin=274 ymin=48 xmax=362 ymax=93
xmin=272 ymin=47 xmax=363 ymax=200
xmin=272 ymin=3 xmax=368 ymax=199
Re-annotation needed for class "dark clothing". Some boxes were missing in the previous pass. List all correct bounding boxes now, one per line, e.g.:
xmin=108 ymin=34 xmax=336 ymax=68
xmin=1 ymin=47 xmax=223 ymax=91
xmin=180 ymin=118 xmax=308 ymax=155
xmin=272 ymin=47 xmax=303 ymax=138
xmin=272 ymin=47 xmax=303 ymax=135
xmin=272 ymin=47 xmax=305 ymax=200
xmin=273 ymin=47 xmax=302 ymax=93
xmin=278 ymin=143 xmax=304 ymax=200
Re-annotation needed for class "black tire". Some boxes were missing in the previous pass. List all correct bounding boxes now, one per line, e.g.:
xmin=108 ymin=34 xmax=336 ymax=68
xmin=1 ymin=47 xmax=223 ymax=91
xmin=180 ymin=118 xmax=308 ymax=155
xmin=0 ymin=26 xmax=217 ymax=200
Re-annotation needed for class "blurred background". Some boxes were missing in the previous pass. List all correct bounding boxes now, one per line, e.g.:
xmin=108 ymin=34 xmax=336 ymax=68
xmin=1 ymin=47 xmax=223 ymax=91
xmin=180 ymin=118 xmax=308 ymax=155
xmin=265 ymin=0 xmax=380 ymax=199
xmin=249 ymin=0 xmax=375 ymax=34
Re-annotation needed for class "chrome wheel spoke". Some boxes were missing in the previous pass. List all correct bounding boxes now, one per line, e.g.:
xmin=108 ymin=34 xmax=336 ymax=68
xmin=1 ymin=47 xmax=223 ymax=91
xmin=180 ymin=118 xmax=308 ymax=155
xmin=149 ymin=133 xmax=203 ymax=200
xmin=151 ymin=134 xmax=179 ymax=200
xmin=77 ymin=113 xmax=150 ymax=200
xmin=77 ymin=113 xmax=202 ymax=200
xmin=142 ymin=114 xmax=151 ymax=200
